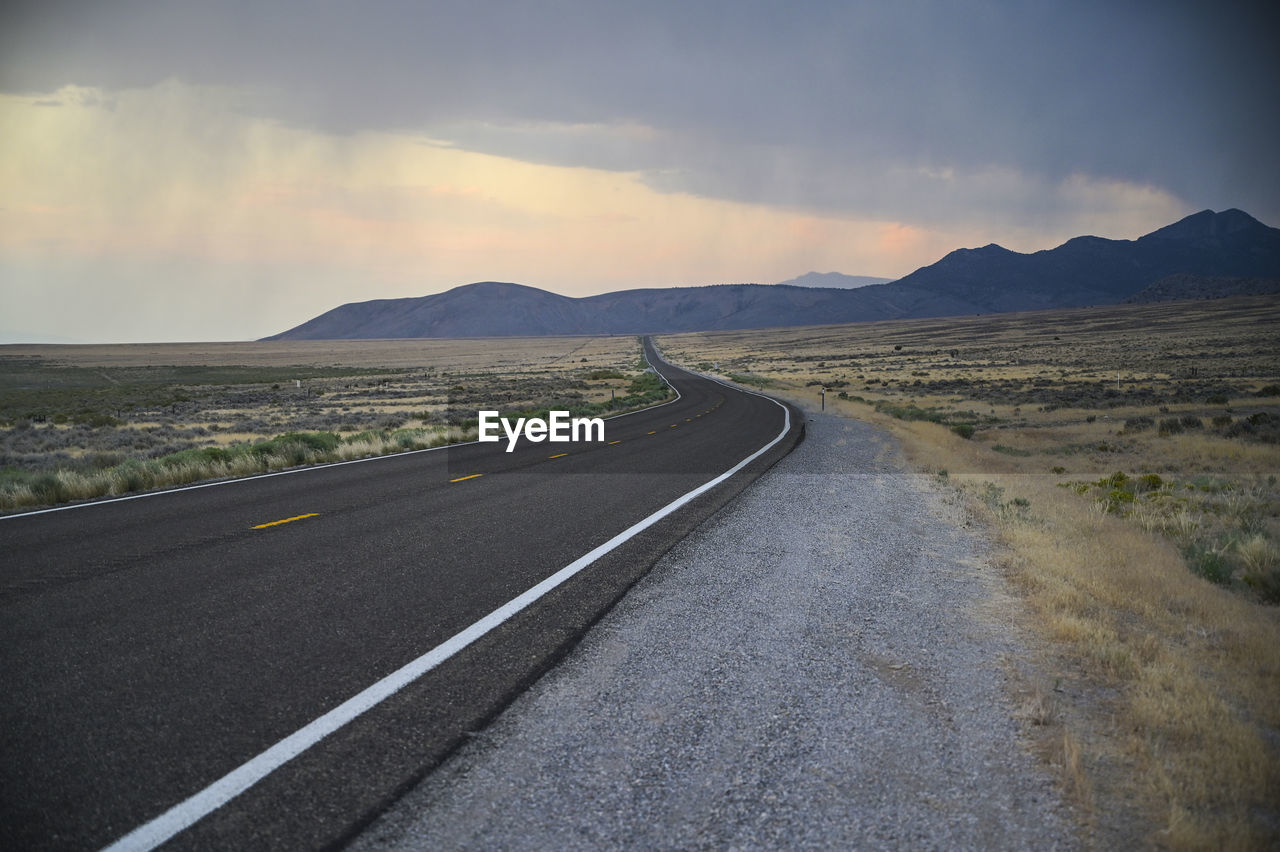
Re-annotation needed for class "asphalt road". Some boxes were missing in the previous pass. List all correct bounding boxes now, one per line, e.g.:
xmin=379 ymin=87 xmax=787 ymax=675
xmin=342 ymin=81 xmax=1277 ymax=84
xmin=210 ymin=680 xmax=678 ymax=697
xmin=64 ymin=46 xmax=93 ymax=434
xmin=0 ymin=338 xmax=801 ymax=851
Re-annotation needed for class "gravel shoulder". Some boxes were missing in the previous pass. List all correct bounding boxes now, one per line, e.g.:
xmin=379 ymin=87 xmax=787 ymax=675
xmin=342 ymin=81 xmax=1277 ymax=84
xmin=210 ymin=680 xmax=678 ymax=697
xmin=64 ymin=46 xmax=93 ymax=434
xmin=352 ymin=410 xmax=1077 ymax=850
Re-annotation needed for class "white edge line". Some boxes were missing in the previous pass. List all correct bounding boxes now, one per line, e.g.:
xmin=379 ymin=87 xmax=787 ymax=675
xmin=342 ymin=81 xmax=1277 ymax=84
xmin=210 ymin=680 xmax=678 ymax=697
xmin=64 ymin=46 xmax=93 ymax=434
xmin=100 ymin=381 xmax=788 ymax=852
xmin=1 ymin=344 xmax=681 ymax=521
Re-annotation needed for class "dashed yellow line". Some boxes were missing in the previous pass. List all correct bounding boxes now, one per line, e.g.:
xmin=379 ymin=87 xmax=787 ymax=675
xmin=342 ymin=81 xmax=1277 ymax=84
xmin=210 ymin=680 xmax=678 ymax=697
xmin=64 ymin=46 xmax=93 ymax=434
xmin=648 ymin=430 xmax=656 ymax=435
xmin=252 ymin=513 xmax=319 ymax=530
xmin=450 ymin=473 xmax=483 ymax=483
xmin=608 ymin=440 xmax=622 ymax=445
xmin=549 ymin=453 xmax=568 ymax=459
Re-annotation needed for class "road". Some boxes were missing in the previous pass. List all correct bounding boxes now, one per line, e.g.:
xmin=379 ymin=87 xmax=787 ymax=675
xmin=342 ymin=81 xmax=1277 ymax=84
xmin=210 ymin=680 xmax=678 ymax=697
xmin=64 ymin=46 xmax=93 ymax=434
xmin=0 ymin=338 xmax=801 ymax=851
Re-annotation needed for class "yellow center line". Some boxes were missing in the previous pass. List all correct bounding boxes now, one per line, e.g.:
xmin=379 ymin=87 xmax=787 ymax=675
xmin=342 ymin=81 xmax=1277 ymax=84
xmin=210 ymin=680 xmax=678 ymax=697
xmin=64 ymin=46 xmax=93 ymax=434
xmin=685 ymin=418 xmax=692 ymax=421
xmin=669 ymin=424 xmax=678 ymax=428
xmin=608 ymin=440 xmax=622 ymax=445
xmin=252 ymin=513 xmax=319 ymax=530
xmin=549 ymin=453 xmax=568 ymax=459
xmin=648 ymin=430 xmax=656 ymax=434
xmin=450 ymin=473 xmax=483 ymax=483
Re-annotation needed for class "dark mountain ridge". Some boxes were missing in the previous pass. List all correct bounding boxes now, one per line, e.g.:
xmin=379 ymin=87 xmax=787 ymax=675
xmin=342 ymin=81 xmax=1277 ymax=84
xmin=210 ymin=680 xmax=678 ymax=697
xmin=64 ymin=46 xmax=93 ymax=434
xmin=265 ymin=209 xmax=1280 ymax=340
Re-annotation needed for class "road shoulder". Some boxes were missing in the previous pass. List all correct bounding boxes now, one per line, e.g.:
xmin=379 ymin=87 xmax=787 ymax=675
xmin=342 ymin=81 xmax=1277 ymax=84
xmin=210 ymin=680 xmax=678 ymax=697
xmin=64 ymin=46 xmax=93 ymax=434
xmin=354 ymin=410 xmax=1077 ymax=849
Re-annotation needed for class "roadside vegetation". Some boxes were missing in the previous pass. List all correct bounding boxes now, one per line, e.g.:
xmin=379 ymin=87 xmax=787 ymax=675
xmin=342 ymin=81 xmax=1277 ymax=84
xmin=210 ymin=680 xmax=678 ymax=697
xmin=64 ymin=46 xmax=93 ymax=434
xmin=660 ymin=295 xmax=1280 ymax=849
xmin=0 ymin=336 xmax=670 ymax=512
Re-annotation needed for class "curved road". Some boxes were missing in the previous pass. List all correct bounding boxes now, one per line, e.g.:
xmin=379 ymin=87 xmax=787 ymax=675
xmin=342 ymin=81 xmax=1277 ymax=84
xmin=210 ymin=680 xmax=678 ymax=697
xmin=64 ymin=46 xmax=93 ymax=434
xmin=0 ymin=339 xmax=801 ymax=851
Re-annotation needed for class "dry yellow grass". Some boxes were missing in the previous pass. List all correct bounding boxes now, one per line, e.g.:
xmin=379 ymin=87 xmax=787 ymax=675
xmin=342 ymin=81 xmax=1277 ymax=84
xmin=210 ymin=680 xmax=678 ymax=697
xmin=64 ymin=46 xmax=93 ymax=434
xmin=0 ymin=335 xmax=642 ymax=370
xmin=660 ymin=296 xmax=1280 ymax=848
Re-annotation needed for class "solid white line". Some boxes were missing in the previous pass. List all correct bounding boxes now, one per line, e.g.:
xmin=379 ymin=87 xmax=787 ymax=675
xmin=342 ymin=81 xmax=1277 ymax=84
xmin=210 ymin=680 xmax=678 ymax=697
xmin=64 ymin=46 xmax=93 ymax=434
xmin=1 ymin=346 xmax=682 ymax=522
xmin=99 ymin=359 xmax=787 ymax=852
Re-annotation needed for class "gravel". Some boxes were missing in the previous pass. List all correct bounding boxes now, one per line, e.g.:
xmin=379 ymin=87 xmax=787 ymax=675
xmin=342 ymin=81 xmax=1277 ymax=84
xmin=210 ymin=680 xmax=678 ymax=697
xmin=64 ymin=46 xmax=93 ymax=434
xmin=352 ymin=411 xmax=1077 ymax=850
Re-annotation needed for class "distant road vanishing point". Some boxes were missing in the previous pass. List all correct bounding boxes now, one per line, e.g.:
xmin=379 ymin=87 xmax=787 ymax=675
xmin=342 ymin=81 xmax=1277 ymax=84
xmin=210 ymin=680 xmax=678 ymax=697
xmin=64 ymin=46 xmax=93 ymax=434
xmin=0 ymin=338 xmax=801 ymax=851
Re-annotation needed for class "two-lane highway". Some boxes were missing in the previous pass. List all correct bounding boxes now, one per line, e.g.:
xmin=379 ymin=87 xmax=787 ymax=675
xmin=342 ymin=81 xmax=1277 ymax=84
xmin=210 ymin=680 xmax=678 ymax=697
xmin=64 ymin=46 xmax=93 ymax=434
xmin=1 ymin=338 xmax=801 ymax=850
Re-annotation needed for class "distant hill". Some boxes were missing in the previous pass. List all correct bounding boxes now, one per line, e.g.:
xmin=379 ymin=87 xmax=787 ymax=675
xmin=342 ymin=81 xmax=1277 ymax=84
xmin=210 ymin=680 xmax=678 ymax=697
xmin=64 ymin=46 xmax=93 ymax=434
xmin=263 ymin=281 xmax=913 ymax=339
xmin=264 ymin=209 xmax=1280 ymax=340
xmin=774 ymin=272 xmax=893 ymax=288
xmin=871 ymin=208 xmax=1280 ymax=315
xmin=1125 ymin=274 xmax=1280 ymax=303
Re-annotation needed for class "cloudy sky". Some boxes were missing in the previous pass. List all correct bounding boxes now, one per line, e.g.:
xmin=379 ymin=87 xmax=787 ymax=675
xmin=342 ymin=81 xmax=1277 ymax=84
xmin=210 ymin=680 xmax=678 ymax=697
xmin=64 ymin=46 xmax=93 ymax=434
xmin=1 ymin=1 xmax=1275 ymax=342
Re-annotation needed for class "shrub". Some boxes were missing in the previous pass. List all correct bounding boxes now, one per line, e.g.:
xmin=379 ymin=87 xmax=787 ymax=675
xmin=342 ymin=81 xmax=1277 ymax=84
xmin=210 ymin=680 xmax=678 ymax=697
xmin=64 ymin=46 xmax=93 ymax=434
xmin=114 ymin=460 xmax=158 ymax=492
xmin=1104 ymin=488 xmax=1136 ymax=513
xmin=1236 ymin=537 xmax=1280 ymax=604
xmin=1243 ymin=570 xmax=1280 ymax=604
xmin=1123 ymin=415 xmax=1154 ymax=433
xmin=159 ymin=446 xmax=231 ymax=468
xmin=1183 ymin=543 xmax=1232 ymax=585
xmin=950 ymin=423 xmax=975 ymax=439
xmin=875 ymin=402 xmax=947 ymax=423
xmin=992 ymin=444 xmax=1030 ymax=456
xmin=1179 ymin=415 xmax=1203 ymax=430
xmin=1158 ymin=417 xmax=1184 ymax=436
xmin=1105 ymin=471 xmax=1129 ymax=489
xmin=727 ymin=372 xmax=774 ymax=389
xmin=1136 ymin=473 xmax=1164 ymax=492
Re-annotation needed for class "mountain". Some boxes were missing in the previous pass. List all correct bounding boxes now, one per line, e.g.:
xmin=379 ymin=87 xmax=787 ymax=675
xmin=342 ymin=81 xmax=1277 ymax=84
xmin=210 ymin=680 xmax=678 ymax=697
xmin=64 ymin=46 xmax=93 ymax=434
xmin=1125 ymin=274 xmax=1280 ymax=303
xmin=774 ymin=271 xmax=894 ymax=288
xmin=264 ymin=281 xmax=913 ymax=339
xmin=264 ymin=209 xmax=1280 ymax=340
xmin=864 ymin=208 xmax=1280 ymax=316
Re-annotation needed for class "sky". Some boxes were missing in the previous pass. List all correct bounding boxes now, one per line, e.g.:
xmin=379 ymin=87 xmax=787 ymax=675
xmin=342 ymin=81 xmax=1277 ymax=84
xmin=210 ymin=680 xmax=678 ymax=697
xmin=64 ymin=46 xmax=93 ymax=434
xmin=1 ymin=1 xmax=1276 ymax=343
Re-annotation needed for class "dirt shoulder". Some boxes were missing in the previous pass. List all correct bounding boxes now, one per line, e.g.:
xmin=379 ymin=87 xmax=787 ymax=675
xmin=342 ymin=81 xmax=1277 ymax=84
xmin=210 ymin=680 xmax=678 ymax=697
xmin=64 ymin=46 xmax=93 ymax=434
xmin=355 ymin=409 xmax=1077 ymax=850
xmin=658 ymin=301 xmax=1280 ymax=849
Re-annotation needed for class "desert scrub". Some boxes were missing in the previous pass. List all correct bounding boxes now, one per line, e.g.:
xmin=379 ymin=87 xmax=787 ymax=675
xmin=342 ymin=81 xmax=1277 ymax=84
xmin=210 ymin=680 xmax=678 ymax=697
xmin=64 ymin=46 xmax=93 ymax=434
xmin=657 ymin=296 xmax=1280 ymax=846
xmin=726 ymin=372 xmax=775 ymax=388
xmin=0 ymin=426 xmax=477 ymax=512
xmin=489 ymin=370 xmax=674 ymax=426
xmin=0 ymin=350 xmax=672 ymax=513
xmin=1059 ymin=471 xmax=1280 ymax=603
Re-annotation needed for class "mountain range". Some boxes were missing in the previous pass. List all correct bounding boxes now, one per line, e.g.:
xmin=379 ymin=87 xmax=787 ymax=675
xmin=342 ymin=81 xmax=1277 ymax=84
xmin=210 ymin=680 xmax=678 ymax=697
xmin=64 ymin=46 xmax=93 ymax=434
xmin=265 ymin=209 xmax=1280 ymax=340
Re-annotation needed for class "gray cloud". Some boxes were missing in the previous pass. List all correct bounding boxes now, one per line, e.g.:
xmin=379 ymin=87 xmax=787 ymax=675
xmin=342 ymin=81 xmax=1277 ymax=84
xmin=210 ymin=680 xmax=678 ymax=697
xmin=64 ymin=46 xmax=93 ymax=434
xmin=3 ymin=0 xmax=1277 ymax=224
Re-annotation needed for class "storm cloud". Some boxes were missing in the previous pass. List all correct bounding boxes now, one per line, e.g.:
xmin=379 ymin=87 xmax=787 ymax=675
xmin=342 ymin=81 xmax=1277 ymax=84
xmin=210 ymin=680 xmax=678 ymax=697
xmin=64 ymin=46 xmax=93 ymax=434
xmin=4 ymin=0 xmax=1276 ymax=222
xmin=1 ymin=0 xmax=1276 ymax=341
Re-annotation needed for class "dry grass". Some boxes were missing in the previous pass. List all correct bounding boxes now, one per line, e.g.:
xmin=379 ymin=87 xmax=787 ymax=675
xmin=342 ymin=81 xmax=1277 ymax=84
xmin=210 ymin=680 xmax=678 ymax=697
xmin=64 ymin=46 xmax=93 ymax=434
xmin=0 ymin=426 xmax=474 ymax=510
xmin=660 ymin=296 xmax=1280 ymax=848
xmin=0 ymin=335 xmax=641 ymax=370
xmin=0 ymin=335 xmax=663 ymax=512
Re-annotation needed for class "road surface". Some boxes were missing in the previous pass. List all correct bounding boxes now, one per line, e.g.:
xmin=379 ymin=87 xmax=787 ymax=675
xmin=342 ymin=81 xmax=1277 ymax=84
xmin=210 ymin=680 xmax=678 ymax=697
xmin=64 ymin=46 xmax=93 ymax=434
xmin=0 ymin=339 xmax=801 ymax=851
